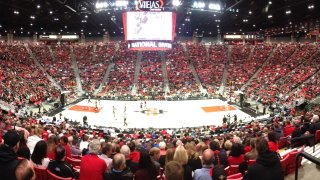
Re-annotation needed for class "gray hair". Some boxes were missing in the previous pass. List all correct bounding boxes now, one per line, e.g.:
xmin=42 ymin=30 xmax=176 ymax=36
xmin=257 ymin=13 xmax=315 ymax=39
xmin=89 ymin=139 xmax=101 ymax=154
xmin=120 ymin=145 xmax=131 ymax=158
xmin=159 ymin=141 xmax=166 ymax=150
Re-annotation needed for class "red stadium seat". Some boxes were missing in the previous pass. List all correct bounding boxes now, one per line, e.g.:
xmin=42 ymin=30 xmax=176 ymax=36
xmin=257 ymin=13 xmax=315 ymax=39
xmin=225 ymin=165 xmax=240 ymax=176
xmin=71 ymin=154 xmax=81 ymax=160
xmin=315 ymin=130 xmax=320 ymax=144
xmin=247 ymin=159 xmax=256 ymax=167
xmin=227 ymin=173 xmax=242 ymax=180
xmin=47 ymin=170 xmax=74 ymax=180
xmin=280 ymin=153 xmax=290 ymax=176
xmin=66 ymin=157 xmax=81 ymax=167
xmin=278 ymin=136 xmax=288 ymax=149
xmin=34 ymin=166 xmax=47 ymax=180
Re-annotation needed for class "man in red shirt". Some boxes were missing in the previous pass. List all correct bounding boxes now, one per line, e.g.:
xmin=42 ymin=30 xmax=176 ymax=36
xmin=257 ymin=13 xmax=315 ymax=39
xmin=283 ymin=120 xmax=295 ymax=137
xmin=60 ymin=136 xmax=71 ymax=158
xmin=42 ymin=127 xmax=49 ymax=141
xmin=80 ymin=139 xmax=107 ymax=180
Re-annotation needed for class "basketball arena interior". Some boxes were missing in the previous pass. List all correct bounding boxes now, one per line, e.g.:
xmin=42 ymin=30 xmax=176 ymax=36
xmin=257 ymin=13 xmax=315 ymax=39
xmin=0 ymin=0 xmax=320 ymax=180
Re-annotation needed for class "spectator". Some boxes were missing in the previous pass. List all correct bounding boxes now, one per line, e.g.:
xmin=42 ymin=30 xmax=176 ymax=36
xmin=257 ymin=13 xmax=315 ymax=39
xmin=134 ymin=150 xmax=157 ymax=180
xmin=227 ymin=143 xmax=245 ymax=166
xmin=27 ymin=127 xmax=42 ymax=154
xmin=47 ymin=145 xmax=77 ymax=178
xmin=243 ymin=137 xmax=283 ymax=180
xmin=267 ymin=131 xmax=279 ymax=152
xmin=103 ymin=153 xmax=133 ymax=180
xmin=15 ymin=159 xmax=35 ymax=180
xmin=99 ymin=142 xmax=113 ymax=172
xmin=120 ymin=145 xmax=139 ymax=174
xmin=80 ymin=139 xmax=107 ymax=180
xmin=165 ymin=148 xmax=175 ymax=165
xmin=193 ymin=149 xmax=214 ymax=180
xmin=185 ymin=142 xmax=202 ymax=171
xmin=80 ymin=134 xmax=89 ymax=151
xmin=283 ymin=120 xmax=295 ymax=137
xmin=71 ymin=137 xmax=81 ymax=156
xmin=47 ymin=135 xmax=58 ymax=160
xmin=17 ymin=130 xmax=31 ymax=160
xmin=149 ymin=147 xmax=161 ymax=175
xmin=0 ymin=130 xmax=21 ymax=180
xmin=291 ymin=122 xmax=303 ymax=138
xmin=60 ymin=136 xmax=71 ymax=158
xmin=245 ymin=138 xmax=258 ymax=161
xmin=165 ymin=161 xmax=184 ymax=180
xmin=210 ymin=140 xmax=228 ymax=167
xmin=31 ymin=140 xmax=50 ymax=168
xmin=128 ymin=141 xmax=140 ymax=163
xmin=173 ymin=145 xmax=193 ymax=180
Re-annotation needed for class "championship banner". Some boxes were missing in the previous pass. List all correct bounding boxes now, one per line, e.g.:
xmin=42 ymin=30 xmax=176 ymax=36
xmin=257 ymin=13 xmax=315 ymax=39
xmin=127 ymin=41 xmax=172 ymax=51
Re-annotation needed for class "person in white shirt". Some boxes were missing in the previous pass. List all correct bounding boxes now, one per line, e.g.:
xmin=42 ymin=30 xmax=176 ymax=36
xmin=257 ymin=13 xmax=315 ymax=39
xmin=27 ymin=127 xmax=43 ymax=154
xmin=79 ymin=134 xmax=89 ymax=151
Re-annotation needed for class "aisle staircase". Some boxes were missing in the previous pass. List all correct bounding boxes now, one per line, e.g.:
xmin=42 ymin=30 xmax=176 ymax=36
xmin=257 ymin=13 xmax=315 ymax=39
xmin=218 ymin=45 xmax=232 ymax=94
xmin=240 ymin=45 xmax=278 ymax=91
xmin=131 ymin=51 xmax=142 ymax=95
xmin=70 ymin=46 xmax=84 ymax=94
xmin=160 ymin=51 xmax=170 ymax=94
xmin=182 ymin=44 xmax=204 ymax=92
xmin=94 ymin=43 xmax=119 ymax=95
xmin=24 ymin=44 xmax=62 ymax=91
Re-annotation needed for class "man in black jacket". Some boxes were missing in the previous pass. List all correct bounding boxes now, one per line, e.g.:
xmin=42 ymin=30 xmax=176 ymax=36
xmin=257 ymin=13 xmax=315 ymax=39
xmin=104 ymin=153 xmax=133 ymax=180
xmin=0 ymin=130 xmax=21 ymax=180
xmin=243 ymin=137 xmax=284 ymax=180
xmin=48 ymin=144 xmax=77 ymax=179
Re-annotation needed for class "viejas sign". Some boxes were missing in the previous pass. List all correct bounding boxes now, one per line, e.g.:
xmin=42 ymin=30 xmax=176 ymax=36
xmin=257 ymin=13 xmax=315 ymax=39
xmin=136 ymin=0 xmax=164 ymax=11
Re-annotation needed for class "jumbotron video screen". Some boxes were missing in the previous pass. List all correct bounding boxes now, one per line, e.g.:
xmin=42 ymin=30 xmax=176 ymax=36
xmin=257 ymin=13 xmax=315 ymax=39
xmin=123 ymin=11 xmax=176 ymax=41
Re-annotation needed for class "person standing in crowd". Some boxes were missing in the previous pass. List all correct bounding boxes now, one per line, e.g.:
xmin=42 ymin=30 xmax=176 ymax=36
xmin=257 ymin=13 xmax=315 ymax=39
xmin=99 ymin=142 xmax=113 ymax=173
xmin=243 ymin=137 xmax=283 ymax=180
xmin=0 ymin=130 xmax=21 ymax=180
xmin=120 ymin=145 xmax=138 ymax=174
xmin=193 ymin=149 xmax=213 ymax=180
xmin=134 ymin=150 xmax=157 ymax=180
xmin=165 ymin=161 xmax=184 ymax=180
xmin=173 ymin=145 xmax=193 ymax=180
xmin=104 ymin=153 xmax=133 ymax=180
xmin=80 ymin=139 xmax=107 ymax=180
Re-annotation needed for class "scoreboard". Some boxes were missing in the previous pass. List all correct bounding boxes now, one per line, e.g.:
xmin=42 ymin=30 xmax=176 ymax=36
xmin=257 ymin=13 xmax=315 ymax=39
xmin=122 ymin=10 xmax=176 ymax=50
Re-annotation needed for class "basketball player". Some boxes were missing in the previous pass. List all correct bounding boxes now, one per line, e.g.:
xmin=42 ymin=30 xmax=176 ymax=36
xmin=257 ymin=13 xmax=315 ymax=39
xmin=112 ymin=106 xmax=116 ymax=118
xmin=87 ymin=94 xmax=92 ymax=103
xmin=123 ymin=116 xmax=127 ymax=126
xmin=94 ymin=100 xmax=98 ymax=112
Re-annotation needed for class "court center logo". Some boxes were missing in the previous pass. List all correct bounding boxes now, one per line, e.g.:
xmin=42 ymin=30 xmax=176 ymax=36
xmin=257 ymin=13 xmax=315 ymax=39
xmin=136 ymin=0 xmax=164 ymax=11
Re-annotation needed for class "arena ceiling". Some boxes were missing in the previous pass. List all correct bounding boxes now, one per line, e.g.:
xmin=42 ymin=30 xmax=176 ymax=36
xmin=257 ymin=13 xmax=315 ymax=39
xmin=0 ymin=0 xmax=319 ymax=37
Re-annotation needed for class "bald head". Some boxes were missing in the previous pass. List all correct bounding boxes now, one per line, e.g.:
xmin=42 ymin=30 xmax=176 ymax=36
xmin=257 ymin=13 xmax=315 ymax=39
xmin=202 ymin=149 xmax=214 ymax=165
xmin=113 ymin=153 xmax=126 ymax=170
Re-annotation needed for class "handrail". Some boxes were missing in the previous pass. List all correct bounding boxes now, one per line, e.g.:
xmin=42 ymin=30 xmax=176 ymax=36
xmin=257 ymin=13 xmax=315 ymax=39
xmin=290 ymin=134 xmax=315 ymax=153
xmin=295 ymin=152 xmax=320 ymax=180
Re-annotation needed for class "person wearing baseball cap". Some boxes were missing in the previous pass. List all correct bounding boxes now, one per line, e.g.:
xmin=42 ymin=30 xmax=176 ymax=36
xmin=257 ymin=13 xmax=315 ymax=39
xmin=0 ymin=130 xmax=21 ymax=180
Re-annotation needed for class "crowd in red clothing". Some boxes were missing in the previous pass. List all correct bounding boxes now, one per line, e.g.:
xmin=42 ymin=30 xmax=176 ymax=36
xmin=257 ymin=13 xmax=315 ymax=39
xmin=165 ymin=43 xmax=200 ymax=97
xmin=245 ymin=44 xmax=318 ymax=104
xmin=188 ymin=44 xmax=224 ymax=93
xmin=137 ymin=51 xmax=165 ymax=98
xmin=99 ymin=42 xmax=136 ymax=97
xmin=1 ymin=107 xmax=319 ymax=180
xmin=0 ymin=44 xmax=60 ymax=107
xmin=227 ymin=45 xmax=273 ymax=90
